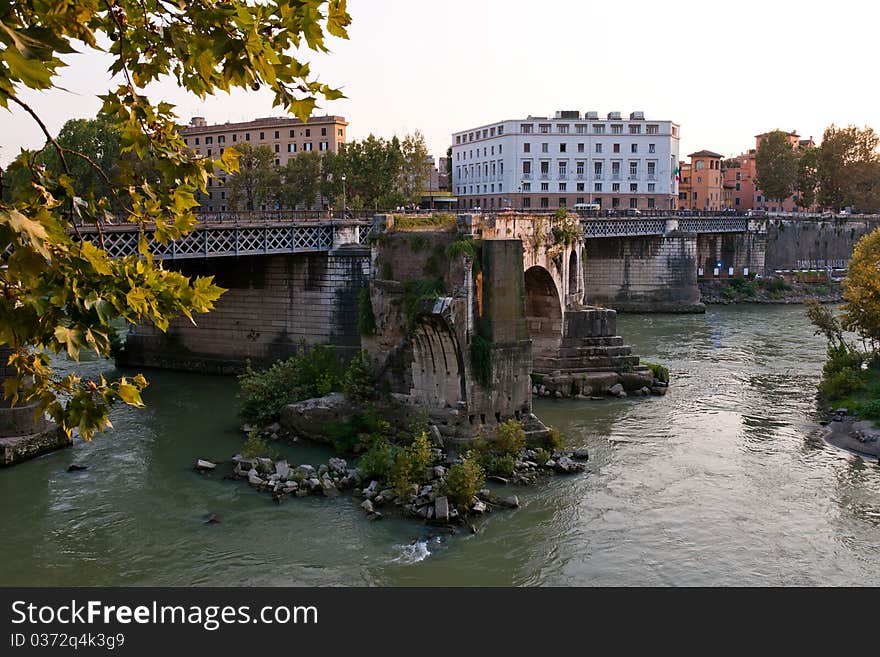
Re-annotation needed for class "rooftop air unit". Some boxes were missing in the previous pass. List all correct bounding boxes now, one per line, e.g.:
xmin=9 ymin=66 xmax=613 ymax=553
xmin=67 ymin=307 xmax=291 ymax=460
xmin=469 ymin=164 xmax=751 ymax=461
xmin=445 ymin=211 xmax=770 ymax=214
xmin=607 ymin=111 xmax=621 ymax=120
xmin=555 ymin=110 xmax=581 ymax=119
xmin=630 ymin=111 xmax=645 ymax=120
xmin=585 ymin=111 xmax=599 ymax=120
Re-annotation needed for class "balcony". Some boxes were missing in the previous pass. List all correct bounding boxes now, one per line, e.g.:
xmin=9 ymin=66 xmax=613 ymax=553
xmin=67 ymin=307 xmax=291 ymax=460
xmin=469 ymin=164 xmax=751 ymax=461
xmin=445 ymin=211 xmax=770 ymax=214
xmin=540 ymin=173 xmax=550 ymax=180
xmin=576 ymin=173 xmax=585 ymax=180
xmin=557 ymin=172 xmax=568 ymax=180
xmin=593 ymin=173 xmax=603 ymax=180
xmin=521 ymin=173 xmax=532 ymax=180
xmin=611 ymin=173 xmax=621 ymax=180
xmin=628 ymin=174 xmax=639 ymax=180
xmin=647 ymin=174 xmax=657 ymax=181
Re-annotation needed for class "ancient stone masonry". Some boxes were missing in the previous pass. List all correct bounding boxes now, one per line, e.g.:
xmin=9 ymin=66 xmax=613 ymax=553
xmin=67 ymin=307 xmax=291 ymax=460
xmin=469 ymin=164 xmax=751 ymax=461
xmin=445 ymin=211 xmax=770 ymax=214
xmin=362 ymin=224 xmax=542 ymax=445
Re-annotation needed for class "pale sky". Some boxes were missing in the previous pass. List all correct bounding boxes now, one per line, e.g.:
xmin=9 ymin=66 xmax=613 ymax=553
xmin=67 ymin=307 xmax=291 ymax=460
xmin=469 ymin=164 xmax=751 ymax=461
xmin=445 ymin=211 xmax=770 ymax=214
xmin=2 ymin=0 xmax=878 ymax=167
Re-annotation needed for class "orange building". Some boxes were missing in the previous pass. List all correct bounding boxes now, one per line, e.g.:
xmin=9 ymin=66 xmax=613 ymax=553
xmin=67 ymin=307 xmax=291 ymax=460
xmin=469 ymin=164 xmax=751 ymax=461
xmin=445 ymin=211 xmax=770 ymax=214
xmin=677 ymin=150 xmax=724 ymax=210
xmin=722 ymin=131 xmax=815 ymax=212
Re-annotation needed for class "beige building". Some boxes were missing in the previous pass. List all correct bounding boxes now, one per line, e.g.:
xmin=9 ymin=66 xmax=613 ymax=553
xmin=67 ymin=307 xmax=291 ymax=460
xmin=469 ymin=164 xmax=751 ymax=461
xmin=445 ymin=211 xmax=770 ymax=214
xmin=182 ymin=115 xmax=348 ymax=212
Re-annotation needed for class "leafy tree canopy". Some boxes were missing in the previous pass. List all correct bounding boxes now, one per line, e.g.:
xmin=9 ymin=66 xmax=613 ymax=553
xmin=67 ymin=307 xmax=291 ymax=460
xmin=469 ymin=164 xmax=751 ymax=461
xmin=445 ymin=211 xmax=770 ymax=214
xmin=755 ymin=130 xmax=798 ymax=203
xmin=0 ymin=0 xmax=351 ymax=439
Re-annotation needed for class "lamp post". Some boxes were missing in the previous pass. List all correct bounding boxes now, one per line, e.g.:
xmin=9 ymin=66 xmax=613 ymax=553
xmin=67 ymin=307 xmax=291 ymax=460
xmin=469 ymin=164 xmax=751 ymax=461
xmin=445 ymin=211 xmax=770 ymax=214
xmin=340 ymin=173 xmax=346 ymax=218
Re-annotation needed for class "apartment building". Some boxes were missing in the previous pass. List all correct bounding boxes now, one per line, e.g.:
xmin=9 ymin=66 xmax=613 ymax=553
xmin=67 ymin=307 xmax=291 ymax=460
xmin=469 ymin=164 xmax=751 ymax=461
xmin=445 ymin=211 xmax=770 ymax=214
xmin=451 ymin=110 xmax=680 ymax=211
xmin=182 ymin=114 xmax=348 ymax=212
xmin=678 ymin=150 xmax=724 ymax=210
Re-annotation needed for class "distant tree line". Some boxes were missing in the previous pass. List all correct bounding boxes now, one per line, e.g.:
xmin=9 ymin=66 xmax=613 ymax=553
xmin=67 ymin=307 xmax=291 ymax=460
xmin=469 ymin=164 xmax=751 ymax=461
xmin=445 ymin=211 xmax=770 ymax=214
xmin=756 ymin=125 xmax=880 ymax=212
xmin=4 ymin=113 xmax=434 ymax=214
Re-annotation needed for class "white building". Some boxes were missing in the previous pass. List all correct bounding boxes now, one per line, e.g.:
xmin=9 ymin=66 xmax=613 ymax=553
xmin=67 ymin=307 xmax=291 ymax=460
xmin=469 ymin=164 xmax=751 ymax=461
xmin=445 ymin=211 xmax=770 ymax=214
xmin=451 ymin=110 xmax=680 ymax=211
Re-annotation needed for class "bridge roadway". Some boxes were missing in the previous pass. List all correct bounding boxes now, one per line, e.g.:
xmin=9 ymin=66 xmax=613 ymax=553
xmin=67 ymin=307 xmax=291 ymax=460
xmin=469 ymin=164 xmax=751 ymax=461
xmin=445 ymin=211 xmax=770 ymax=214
xmin=73 ymin=212 xmax=752 ymax=260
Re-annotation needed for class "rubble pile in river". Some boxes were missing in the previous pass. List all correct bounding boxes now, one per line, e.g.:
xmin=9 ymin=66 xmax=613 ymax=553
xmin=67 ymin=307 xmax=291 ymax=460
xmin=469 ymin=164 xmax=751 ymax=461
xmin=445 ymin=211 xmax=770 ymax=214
xmin=197 ymin=445 xmax=589 ymax=527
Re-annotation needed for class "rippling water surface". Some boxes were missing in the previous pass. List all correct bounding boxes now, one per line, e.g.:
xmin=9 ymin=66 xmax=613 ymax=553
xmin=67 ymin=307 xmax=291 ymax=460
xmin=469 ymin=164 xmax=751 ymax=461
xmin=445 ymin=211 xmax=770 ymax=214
xmin=1 ymin=305 xmax=878 ymax=586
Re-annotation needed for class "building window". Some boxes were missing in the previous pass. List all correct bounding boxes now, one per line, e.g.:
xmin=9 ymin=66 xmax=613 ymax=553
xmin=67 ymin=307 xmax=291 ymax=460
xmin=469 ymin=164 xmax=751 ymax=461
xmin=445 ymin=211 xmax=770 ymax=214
xmin=288 ymin=143 xmax=296 ymax=153
xmin=259 ymin=131 xmax=264 ymax=139
xmin=647 ymin=161 xmax=656 ymax=178
xmin=593 ymin=124 xmax=605 ymax=134
xmin=612 ymin=197 xmax=620 ymax=207
xmin=559 ymin=197 xmax=567 ymax=207
xmin=594 ymin=161 xmax=603 ymax=177
xmin=320 ymin=142 xmax=328 ymax=151
xmin=559 ymin=143 xmax=566 ymax=153
xmin=221 ymin=191 xmax=225 ymax=199
xmin=629 ymin=124 xmax=641 ymax=134
xmin=576 ymin=161 xmax=585 ymax=176
xmin=541 ymin=182 xmax=549 ymax=191
xmin=194 ymin=137 xmax=200 ymax=145
xmin=576 ymin=197 xmax=585 ymax=204
xmin=539 ymin=124 xmax=550 ymax=133
xmin=576 ymin=124 xmax=586 ymax=134
xmin=540 ymin=161 xmax=550 ymax=177
xmin=647 ymin=124 xmax=659 ymax=135
xmin=613 ymin=143 xmax=620 ymax=153
xmin=736 ymin=183 xmax=741 ymax=191
xmin=612 ymin=161 xmax=621 ymax=177
xmin=578 ymin=143 xmax=585 ymax=153
xmin=612 ymin=183 xmax=620 ymax=192
xmin=521 ymin=124 xmax=534 ymax=133
xmin=648 ymin=143 xmax=655 ymax=153
xmin=558 ymin=124 xmax=569 ymax=133
xmin=541 ymin=143 xmax=549 ymax=153
xmin=736 ymin=172 xmax=741 ymax=181
xmin=218 ymin=135 xmax=225 ymax=144
xmin=559 ymin=183 xmax=567 ymax=191
xmin=630 ymin=183 xmax=637 ymax=192
xmin=594 ymin=183 xmax=602 ymax=192
xmin=577 ymin=183 xmax=585 ymax=192
xmin=735 ymin=197 xmax=741 ymax=205
xmin=274 ymin=144 xmax=280 ymax=153
xmin=338 ymin=128 xmax=343 ymax=137
xmin=648 ymin=198 xmax=656 ymax=208
xmin=205 ymin=136 xmax=213 ymax=144
xmin=305 ymin=143 xmax=312 ymax=151
xmin=596 ymin=143 xmax=603 ymax=154
xmin=275 ymin=159 xmax=279 ymax=166
xmin=523 ymin=197 xmax=531 ymax=208
xmin=321 ymin=127 xmax=327 ymax=136
xmin=522 ymin=161 xmax=531 ymax=175
xmin=273 ymin=130 xmax=279 ymax=139
xmin=207 ymin=148 xmax=212 ymax=156
xmin=630 ymin=198 xmax=638 ymax=208
xmin=522 ymin=182 xmax=531 ymax=191
xmin=631 ymin=144 xmax=638 ymax=153
xmin=611 ymin=124 xmax=623 ymax=134
xmin=540 ymin=197 xmax=549 ymax=208
xmin=524 ymin=143 xmax=530 ymax=153
xmin=245 ymin=133 xmax=250 ymax=141
xmin=647 ymin=183 xmax=655 ymax=192
xmin=233 ymin=134 xmax=237 ymax=142
xmin=305 ymin=129 xmax=311 ymax=137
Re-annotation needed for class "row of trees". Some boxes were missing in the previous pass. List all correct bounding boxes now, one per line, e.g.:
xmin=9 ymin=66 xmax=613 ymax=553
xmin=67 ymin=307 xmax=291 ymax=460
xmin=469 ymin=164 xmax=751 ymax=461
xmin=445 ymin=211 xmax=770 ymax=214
xmin=225 ymin=131 xmax=432 ymax=212
xmin=756 ymin=125 xmax=880 ymax=211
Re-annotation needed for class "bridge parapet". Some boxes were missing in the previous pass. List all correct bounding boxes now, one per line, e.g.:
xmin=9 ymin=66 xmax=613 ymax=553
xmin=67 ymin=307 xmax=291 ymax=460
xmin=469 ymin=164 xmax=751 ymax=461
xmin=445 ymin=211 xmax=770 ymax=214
xmin=75 ymin=220 xmax=370 ymax=260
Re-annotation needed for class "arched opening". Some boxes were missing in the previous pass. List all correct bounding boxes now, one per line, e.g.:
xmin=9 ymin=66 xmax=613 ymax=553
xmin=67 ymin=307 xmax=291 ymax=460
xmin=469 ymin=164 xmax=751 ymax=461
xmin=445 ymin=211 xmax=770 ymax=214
xmin=408 ymin=315 xmax=466 ymax=409
xmin=524 ymin=265 xmax=563 ymax=361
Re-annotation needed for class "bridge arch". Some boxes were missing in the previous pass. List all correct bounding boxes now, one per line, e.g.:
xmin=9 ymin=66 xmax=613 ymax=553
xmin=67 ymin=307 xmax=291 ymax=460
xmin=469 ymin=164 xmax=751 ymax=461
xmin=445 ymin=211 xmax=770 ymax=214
xmin=408 ymin=315 xmax=467 ymax=409
xmin=524 ymin=265 xmax=563 ymax=359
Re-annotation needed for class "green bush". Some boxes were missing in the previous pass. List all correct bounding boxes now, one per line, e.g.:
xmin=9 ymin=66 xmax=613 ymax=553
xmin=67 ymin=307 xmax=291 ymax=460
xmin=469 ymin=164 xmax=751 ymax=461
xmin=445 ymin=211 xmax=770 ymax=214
xmin=643 ymin=361 xmax=670 ymax=384
xmin=859 ymin=399 xmax=880 ymax=420
xmin=823 ymin=343 xmax=863 ymax=377
xmin=358 ymin=288 xmax=376 ymax=336
xmin=494 ymin=419 xmax=526 ymax=457
xmin=439 ymin=453 xmax=485 ymax=509
xmin=326 ymin=405 xmax=389 ymax=454
xmin=820 ymin=367 xmax=862 ymax=400
xmin=722 ymin=277 xmax=757 ymax=299
xmin=533 ymin=448 xmax=550 ymax=466
xmin=237 ymin=344 xmax=343 ymax=427
xmin=546 ymin=426 xmax=564 ymax=452
xmin=357 ymin=436 xmax=397 ymax=480
xmin=489 ymin=453 xmax=516 ymax=477
xmin=389 ymin=431 xmax=433 ymax=496
xmin=342 ymin=350 xmax=376 ymax=402
xmin=241 ymin=429 xmax=279 ymax=461
xmin=446 ymin=237 xmax=477 ymax=261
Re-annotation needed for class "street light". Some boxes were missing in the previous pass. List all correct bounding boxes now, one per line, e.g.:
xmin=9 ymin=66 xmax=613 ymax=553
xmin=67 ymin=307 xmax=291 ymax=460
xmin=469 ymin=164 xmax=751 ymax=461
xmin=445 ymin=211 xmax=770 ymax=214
xmin=340 ymin=173 xmax=346 ymax=218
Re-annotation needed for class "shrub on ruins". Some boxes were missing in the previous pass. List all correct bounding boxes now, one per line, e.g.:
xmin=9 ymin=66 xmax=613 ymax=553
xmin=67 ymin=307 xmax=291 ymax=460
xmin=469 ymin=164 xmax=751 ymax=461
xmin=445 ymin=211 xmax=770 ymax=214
xmin=546 ymin=426 xmax=565 ymax=452
xmin=238 ymin=345 xmax=343 ymax=427
xmin=241 ymin=429 xmax=279 ymax=462
xmin=342 ymin=350 xmax=377 ymax=402
xmin=495 ymin=419 xmax=527 ymax=456
xmin=358 ymin=288 xmax=377 ymax=336
xmin=439 ymin=453 xmax=485 ymax=510
xmin=357 ymin=435 xmax=397 ymax=481
xmin=643 ymin=362 xmax=670 ymax=385
xmin=0 ymin=1 xmax=350 ymax=440
xmin=389 ymin=431 xmax=433 ymax=497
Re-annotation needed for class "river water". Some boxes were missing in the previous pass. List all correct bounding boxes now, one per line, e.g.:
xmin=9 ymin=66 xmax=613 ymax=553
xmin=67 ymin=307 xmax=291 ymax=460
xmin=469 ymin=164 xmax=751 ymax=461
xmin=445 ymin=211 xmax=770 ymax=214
xmin=1 ymin=305 xmax=878 ymax=586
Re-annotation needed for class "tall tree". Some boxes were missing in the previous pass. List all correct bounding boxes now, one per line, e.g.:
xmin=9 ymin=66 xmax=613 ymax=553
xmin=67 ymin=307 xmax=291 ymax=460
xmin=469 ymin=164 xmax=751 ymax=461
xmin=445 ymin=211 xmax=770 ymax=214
xmin=398 ymin=131 xmax=431 ymax=205
xmin=227 ymin=144 xmax=276 ymax=211
xmin=0 ymin=1 xmax=350 ymax=440
xmin=755 ymin=130 xmax=798 ymax=204
xmin=797 ymin=146 xmax=820 ymax=209
xmin=281 ymin=152 xmax=323 ymax=209
xmin=817 ymin=124 xmax=880 ymax=211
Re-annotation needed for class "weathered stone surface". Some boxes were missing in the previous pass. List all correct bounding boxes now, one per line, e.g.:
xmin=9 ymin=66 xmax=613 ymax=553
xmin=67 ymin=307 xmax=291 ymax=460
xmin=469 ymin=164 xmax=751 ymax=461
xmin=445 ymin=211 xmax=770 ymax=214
xmin=609 ymin=383 xmax=624 ymax=396
xmin=361 ymin=499 xmax=374 ymax=513
xmin=555 ymin=456 xmax=585 ymax=474
xmin=0 ymin=426 xmax=70 ymax=467
xmin=328 ymin=457 xmax=348 ymax=476
xmin=434 ymin=496 xmax=449 ymax=523
xmin=195 ymin=459 xmax=217 ymax=471
xmin=279 ymin=393 xmax=354 ymax=442
xmin=274 ymin=459 xmax=290 ymax=478
xmin=571 ymin=447 xmax=590 ymax=461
